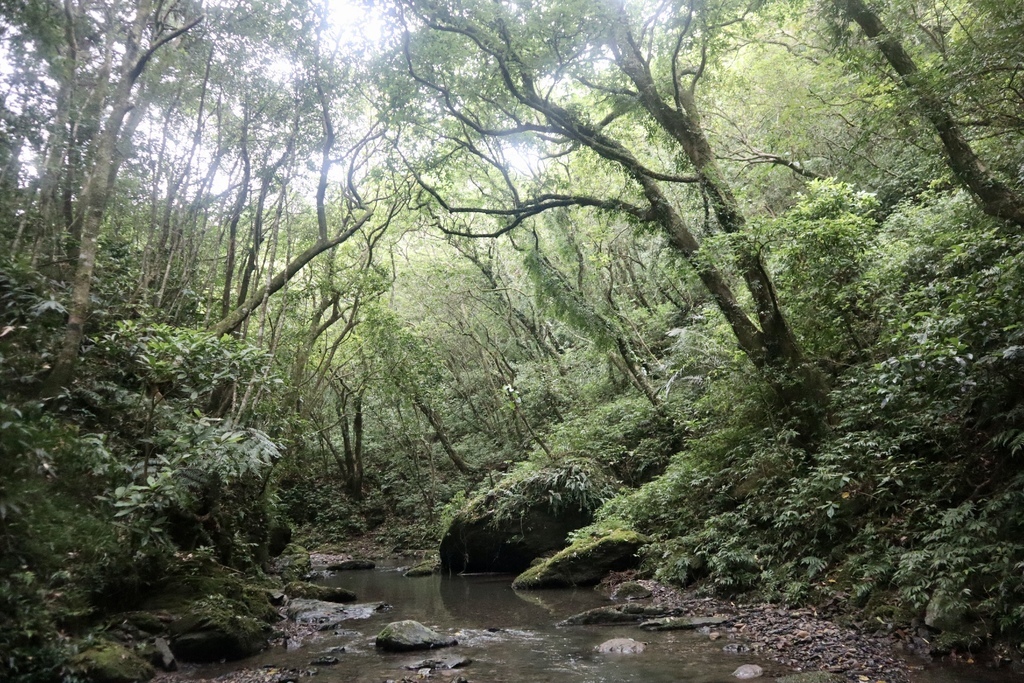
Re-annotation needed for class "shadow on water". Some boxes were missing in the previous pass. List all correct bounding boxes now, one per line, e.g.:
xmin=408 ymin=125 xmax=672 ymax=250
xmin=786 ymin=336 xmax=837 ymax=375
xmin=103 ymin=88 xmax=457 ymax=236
xmin=175 ymin=565 xmax=1022 ymax=683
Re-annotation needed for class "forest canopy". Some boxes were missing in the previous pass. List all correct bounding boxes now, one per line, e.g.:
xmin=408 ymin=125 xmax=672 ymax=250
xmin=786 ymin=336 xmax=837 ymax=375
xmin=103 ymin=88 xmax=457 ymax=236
xmin=1 ymin=0 xmax=1023 ymax=679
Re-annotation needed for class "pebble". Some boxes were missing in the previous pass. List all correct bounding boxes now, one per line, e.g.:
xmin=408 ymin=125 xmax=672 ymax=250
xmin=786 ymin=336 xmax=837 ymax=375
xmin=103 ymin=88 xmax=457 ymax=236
xmin=733 ymin=664 xmax=764 ymax=679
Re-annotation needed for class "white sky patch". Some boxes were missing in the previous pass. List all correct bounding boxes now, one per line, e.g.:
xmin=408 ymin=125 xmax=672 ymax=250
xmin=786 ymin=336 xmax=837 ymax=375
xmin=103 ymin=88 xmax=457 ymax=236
xmin=264 ymin=54 xmax=295 ymax=85
xmin=504 ymin=143 xmax=547 ymax=178
xmin=326 ymin=0 xmax=388 ymax=53
xmin=0 ymin=39 xmax=15 ymax=80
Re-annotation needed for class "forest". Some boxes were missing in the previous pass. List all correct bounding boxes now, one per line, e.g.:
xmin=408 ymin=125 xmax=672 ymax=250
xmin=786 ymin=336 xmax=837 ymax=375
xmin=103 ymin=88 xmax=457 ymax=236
xmin=1 ymin=0 xmax=1023 ymax=680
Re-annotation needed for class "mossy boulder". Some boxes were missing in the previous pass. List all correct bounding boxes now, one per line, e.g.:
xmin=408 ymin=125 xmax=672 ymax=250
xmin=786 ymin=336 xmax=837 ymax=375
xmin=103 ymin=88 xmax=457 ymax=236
xmin=611 ymin=581 xmax=653 ymax=601
xmin=439 ymin=461 xmax=612 ymax=573
xmin=274 ymin=543 xmax=312 ymax=582
xmin=511 ymin=530 xmax=647 ymax=589
xmin=375 ymin=620 xmax=457 ymax=652
xmin=141 ymin=556 xmax=278 ymax=663
xmin=167 ymin=595 xmax=272 ymax=662
xmin=404 ymin=559 xmax=441 ymax=577
xmin=69 ymin=641 xmax=155 ymax=683
xmin=284 ymin=581 xmax=356 ymax=603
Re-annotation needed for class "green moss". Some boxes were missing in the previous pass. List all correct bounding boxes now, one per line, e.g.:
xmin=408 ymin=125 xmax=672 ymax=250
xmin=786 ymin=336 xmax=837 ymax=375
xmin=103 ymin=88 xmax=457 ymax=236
xmin=404 ymin=559 xmax=441 ymax=577
xmin=143 ymin=556 xmax=277 ymax=625
xmin=276 ymin=544 xmax=312 ymax=583
xmin=512 ymin=529 xmax=648 ymax=589
xmin=69 ymin=641 xmax=154 ymax=683
xmin=284 ymin=581 xmax=356 ymax=602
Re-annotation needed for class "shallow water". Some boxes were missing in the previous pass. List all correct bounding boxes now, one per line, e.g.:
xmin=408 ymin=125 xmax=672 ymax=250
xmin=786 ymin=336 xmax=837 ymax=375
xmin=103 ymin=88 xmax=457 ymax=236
xmin=182 ymin=565 xmax=1019 ymax=683
xmin=189 ymin=566 xmax=778 ymax=682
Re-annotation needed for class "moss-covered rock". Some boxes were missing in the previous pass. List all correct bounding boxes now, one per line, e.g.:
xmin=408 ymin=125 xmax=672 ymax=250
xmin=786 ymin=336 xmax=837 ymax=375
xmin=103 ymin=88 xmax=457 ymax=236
xmin=375 ymin=620 xmax=457 ymax=652
xmin=404 ymin=559 xmax=441 ymax=577
xmin=139 ymin=555 xmax=278 ymax=663
xmin=167 ymin=594 xmax=272 ymax=662
xmin=611 ymin=581 xmax=653 ymax=601
xmin=113 ymin=611 xmax=169 ymax=635
xmin=284 ymin=581 xmax=356 ymax=603
xmin=69 ymin=641 xmax=155 ymax=683
xmin=439 ymin=461 xmax=613 ymax=573
xmin=274 ymin=543 xmax=312 ymax=582
xmin=511 ymin=530 xmax=648 ymax=589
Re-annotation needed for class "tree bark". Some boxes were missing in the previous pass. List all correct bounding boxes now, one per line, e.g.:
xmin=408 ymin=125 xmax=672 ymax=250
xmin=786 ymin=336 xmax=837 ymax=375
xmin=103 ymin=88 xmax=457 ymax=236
xmin=208 ymin=209 xmax=374 ymax=338
xmin=413 ymin=396 xmax=472 ymax=474
xmin=836 ymin=0 xmax=1024 ymax=227
xmin=43 ymin=3 xmax=202 ymax=395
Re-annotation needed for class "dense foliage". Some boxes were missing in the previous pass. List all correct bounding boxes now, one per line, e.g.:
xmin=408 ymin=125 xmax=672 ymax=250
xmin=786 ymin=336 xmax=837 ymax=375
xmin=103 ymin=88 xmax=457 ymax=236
xmin=1 ymin=0 xmax=1023 ymax=678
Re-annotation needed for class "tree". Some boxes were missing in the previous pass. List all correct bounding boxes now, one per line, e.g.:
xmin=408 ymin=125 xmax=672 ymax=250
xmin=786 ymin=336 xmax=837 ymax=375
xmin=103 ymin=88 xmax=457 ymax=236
xmin=390 ymin=0 xmax=826 ymax=433
xmin=834 ymin=0 xmax=1024 ymax=227
xmin=41 ymin=0 xmax=203 ymax=394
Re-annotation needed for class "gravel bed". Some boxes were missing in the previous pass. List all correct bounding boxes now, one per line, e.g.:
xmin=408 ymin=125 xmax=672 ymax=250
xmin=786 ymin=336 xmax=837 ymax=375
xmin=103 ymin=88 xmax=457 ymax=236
xmin=623 ymin=577 xmax=910 ymax=683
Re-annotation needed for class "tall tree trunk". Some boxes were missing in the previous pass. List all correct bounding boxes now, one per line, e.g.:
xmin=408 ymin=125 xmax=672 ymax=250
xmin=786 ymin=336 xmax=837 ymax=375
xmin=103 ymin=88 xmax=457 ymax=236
xmin=413 ymin=396 xmax=472 ymax=474
xmin=222 ymin=108 xmax=251 ymax=319
xmin=836 ymin=0 xmax=1024 ymax=228
xmin=41 ymin=4 xmax=202 ymax=395
xmin=208 ymin=210 xmax=374 ymax=338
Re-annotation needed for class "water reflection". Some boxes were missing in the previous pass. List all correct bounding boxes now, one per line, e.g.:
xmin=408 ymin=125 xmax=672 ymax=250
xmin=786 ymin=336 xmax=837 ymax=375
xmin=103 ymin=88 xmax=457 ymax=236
xmin=171 ymin=566 xmax=1016 ymax=683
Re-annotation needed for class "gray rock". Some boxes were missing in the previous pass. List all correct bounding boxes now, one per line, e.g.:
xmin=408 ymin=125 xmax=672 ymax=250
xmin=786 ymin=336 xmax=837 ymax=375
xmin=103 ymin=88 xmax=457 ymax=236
xmin=558 ymin=603 xmax=674 ymax=626
xmin=150 ymin=638 xmax=176 ymax=672
xmin=375 ymin=620 xmax=458 ymax=652
xmin=733 ymin=664 xmax=764 ymax=679
xmin=404 ymin=655 xmax=472 ymax=670
xmin=326 ymin=559 xmax=375 ymax=570
xmin=596 ymin=638 xmax=647 ymax=654
xmin=285 ymin=599 xmax=389 ymax=630
xmin=639 ymin=615 xmax=730 ymax=631
xmin=611 ymin=581 xmax=653 ymax=601
xmin=925 ymin=592 xmax=966 ymax=632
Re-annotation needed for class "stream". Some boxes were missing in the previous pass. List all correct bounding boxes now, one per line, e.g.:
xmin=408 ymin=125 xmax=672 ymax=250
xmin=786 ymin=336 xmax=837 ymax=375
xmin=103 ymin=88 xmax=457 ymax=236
xmin=172 ymin=564 xmax=1018 ymax=683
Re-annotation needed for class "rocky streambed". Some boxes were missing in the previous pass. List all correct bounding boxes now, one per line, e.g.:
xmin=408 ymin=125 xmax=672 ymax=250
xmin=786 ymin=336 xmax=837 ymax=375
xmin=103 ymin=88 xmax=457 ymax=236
xmin=145 ymin=557 xmax=957 ymax=683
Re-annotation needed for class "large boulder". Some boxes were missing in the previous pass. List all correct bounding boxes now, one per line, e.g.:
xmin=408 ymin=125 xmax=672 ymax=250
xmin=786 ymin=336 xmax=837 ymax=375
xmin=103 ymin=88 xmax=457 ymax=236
xmin=439 ymin=461 xmax=612 ymax=573
xmin=511 ymin=530 xmax=647 ymax=589
xmin=375 ymin=620 xmax=457 ymax=652
xmin=285 ymin=599 xmax=389 ymax=630
xmin=273 ymin=543 xmax=312 ymax=582
xmin=68 ymin=641 xmax=155 ymax=683
xmin=167 ymin=596 xmax=272 ymax=662
xmin=141 ymin=555 xmax=279 ymax=663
